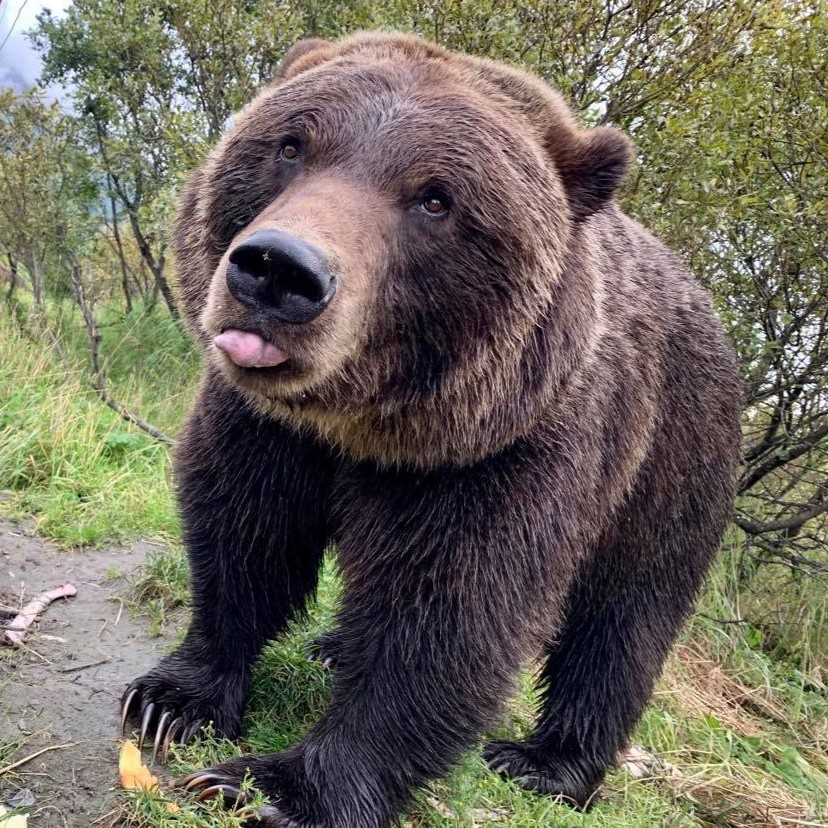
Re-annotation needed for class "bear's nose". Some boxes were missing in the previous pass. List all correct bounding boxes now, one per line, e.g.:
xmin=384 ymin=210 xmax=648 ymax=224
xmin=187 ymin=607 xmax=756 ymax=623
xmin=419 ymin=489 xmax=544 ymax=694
xmin=226 ymin=229 xmax=336 ymax=324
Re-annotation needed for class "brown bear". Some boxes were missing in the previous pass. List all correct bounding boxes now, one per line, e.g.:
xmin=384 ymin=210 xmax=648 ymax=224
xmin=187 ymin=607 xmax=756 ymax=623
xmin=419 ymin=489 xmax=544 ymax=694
xmin=121 ymin=32 xmax=742 ymax=826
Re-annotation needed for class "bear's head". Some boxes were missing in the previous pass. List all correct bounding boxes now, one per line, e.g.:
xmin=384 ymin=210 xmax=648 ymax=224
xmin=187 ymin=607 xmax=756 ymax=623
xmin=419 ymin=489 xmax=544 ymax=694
xmin=175 ymin=33 xmax=632 ymax=469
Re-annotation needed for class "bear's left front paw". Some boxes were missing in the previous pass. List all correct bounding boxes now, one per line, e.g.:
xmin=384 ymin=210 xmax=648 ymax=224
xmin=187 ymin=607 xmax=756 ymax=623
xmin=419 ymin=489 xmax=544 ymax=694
xmin=176 ymin=756 xmax=301 ymax=827
xmin=483 ymin=739 xmax=603 ymax=809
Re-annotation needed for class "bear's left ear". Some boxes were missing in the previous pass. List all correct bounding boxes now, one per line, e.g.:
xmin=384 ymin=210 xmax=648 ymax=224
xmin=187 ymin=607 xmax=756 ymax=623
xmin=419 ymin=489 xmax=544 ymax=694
xmin=548 ymin=126 xmax=634 ymax=220
xmin=277 ymin=38 xmax=337 ymax=81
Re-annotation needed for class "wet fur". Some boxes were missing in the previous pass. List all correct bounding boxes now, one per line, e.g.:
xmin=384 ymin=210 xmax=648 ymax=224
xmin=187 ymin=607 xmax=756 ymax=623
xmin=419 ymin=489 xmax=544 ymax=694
xmin=124 ymin=32 xmax=742 ymax=827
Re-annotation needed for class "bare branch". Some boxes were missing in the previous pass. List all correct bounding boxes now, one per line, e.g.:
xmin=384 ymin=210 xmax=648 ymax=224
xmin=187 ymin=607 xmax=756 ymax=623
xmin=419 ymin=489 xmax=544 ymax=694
xmin=69 ymin=264 xmax=174 ymax=445
xmin=734 ymin=498 xmax=828 ymax=536
xmin=739 ymin=421 xmax=828 ymax=493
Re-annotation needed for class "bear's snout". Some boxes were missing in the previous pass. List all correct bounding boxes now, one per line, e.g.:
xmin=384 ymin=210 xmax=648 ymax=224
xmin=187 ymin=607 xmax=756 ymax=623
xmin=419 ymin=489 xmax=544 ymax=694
xmin=226 ymin=229 xmax=336 ymax=325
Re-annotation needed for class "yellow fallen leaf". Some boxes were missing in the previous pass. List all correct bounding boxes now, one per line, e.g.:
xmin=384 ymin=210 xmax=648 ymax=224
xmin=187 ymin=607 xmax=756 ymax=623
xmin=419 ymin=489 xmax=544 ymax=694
xmin=0 ymin=805 xmax=28 ymax=828
xmin=118 ymin=741 xmax=180 ymax=813
xmin=119 ymin=741 xmax=159 ymax=792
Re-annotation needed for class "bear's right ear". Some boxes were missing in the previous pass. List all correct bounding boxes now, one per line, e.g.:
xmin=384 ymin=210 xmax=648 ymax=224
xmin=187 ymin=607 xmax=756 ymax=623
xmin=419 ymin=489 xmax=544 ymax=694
xmin=276 ymin=38 xmax=336 ymax=81
xmin=548 ymin=126 xmax=634 ymax=220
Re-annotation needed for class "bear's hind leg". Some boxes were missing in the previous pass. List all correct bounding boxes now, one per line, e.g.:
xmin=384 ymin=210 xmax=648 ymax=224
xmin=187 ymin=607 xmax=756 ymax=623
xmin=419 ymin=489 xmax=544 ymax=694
xmin=303 ymin=628 xmax=342 ymax=669
xmin=121 ymin=372 xmax=335 ymax=758
xmin=484 ymin=456 xmax=735 ymax=808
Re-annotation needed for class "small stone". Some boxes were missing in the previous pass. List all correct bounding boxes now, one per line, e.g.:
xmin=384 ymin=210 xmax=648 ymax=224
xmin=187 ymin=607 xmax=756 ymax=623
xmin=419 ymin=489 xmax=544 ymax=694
xmin=6 ymin=789 xmax=35 ymax=809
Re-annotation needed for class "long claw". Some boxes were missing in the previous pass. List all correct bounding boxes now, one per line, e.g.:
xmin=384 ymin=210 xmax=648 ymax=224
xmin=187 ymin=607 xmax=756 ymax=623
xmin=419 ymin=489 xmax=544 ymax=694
xmin=195 ymin=783 xmax=242 ymax=804
xmin=120 ymin=688 xmax=139 ymax=735
xmin=303 ymin=639 xmax=323 ymax=662
xmin=178 ymin=770 xmax=224 ymax=791
xmin=181 ymin=719 xmax=205 ymax=745
xmin=138 ymin=702 xmax=156 ymax=750
xmin=152 ymin=710 xmax=172 ymax=764
xmin=162 ymin=717 xmax=183 ymax=763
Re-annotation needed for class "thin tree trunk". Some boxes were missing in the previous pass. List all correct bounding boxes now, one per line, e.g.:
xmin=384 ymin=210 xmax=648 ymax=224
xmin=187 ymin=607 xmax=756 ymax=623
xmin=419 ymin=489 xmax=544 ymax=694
xmin=123 ymin=207 xmax=179 ymax=321
xmin=140 ymin=259 xmax=157 ymax=308
xmin=5 ymin=253 xmax=17 ymax=301
xmin=28 ymin=253 xmax=44 ymax=309
xmin=107 ymin=186 xmax=133 ymax=314
xmin=91 ymin=112 xmax=180 ymax=322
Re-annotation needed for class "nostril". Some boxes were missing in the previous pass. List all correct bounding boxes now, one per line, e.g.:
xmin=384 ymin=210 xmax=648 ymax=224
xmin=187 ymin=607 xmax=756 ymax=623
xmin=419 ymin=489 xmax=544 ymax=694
xmin=226 ymin=229 xmax=336 ymax=324
xmin=279 ymin=264 xmax=326 ymax=302
xmin=228 ymin=243 xmax=272 ymax=281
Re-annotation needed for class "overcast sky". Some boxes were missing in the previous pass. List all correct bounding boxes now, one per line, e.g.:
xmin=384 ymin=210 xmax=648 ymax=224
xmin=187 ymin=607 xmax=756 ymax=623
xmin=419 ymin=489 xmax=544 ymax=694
xmin=0 ymin=0 xmax=71 ymax=91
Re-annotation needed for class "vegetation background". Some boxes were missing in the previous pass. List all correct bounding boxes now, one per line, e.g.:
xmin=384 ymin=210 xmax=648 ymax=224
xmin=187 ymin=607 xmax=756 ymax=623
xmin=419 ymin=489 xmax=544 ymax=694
xmin=0 ymin=1 xmax=826 ymax=826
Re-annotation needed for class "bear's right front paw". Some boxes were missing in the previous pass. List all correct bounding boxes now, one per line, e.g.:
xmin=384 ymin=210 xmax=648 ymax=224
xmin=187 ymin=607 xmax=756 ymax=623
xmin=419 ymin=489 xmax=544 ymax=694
xmin=178 ymin=768 xmax=289 ymax=827
xmin=176 ymin=754 xmax=308 ymax=827
xmin=121 ymin=657 xmax=248 ymax=763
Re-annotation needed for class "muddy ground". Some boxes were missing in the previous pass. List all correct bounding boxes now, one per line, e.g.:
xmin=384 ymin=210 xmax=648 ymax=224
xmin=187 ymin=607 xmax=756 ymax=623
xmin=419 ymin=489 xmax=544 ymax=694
xmin=0 ymin=518 xmax=176 ymax=827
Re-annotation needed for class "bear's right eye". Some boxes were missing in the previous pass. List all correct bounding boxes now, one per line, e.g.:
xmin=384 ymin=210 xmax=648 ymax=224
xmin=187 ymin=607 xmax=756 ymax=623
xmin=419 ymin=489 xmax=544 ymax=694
xmin=422 ymin=197 xmax=447 ymax=215
xmin=279 ymin=141 xmax=301 ymax=162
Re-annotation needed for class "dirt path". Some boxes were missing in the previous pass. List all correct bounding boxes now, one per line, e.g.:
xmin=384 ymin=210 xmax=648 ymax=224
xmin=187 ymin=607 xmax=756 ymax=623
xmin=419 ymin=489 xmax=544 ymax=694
xmin=0 ymin=518 xmax=177 ymax=827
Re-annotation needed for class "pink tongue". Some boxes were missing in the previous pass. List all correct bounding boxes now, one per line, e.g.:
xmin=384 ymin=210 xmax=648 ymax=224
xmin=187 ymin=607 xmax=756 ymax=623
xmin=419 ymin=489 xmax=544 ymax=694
xmin=214 ymin=329 xmax=288 ymax=368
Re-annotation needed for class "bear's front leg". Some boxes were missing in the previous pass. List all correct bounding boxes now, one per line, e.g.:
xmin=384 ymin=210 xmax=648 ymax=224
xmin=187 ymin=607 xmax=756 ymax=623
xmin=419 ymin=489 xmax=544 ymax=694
xmin=180 ymin=452 xmax=584 ymax=826
xmin=122 ymin=371 xmax=335 ymax=759
xmin=177 ymin=576 xmax=540 ymax=827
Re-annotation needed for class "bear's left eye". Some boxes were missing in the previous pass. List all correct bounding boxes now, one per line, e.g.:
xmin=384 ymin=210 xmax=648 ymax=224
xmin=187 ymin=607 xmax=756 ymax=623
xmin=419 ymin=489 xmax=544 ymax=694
xmin=279 ymin=141 xmax=302 ymax=162
xmin=419 ymin=191 xmax=450 ymax=217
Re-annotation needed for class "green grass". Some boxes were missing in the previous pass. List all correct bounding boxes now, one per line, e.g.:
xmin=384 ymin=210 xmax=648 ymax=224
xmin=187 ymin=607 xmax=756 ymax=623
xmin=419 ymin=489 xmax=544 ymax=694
xmin=0 ymin=301 xmax=197 ymax=546
xmin=1 ymin=303 xmax=826 ymax=827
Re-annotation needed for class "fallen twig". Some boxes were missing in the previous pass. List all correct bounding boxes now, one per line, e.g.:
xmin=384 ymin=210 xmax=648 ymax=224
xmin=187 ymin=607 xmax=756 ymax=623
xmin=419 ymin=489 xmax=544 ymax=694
xmin=58 ymin=657 xmax=110 ymax=674
xmin=2 ymin=584 xmax=77 ymax=648
xmin=0 ymin=743 xmax=76 ymax=776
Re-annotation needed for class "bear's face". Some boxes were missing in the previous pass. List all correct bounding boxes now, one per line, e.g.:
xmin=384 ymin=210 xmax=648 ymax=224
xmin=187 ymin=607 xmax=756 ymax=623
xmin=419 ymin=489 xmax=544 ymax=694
xmin=176 ymin=34 xmax=632 ymax=468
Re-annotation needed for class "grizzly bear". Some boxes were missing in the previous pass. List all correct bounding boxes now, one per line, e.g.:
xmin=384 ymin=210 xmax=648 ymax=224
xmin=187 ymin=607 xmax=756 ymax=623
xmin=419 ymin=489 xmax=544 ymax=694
xmin=121 ymin=32 xmax=742 ymax=826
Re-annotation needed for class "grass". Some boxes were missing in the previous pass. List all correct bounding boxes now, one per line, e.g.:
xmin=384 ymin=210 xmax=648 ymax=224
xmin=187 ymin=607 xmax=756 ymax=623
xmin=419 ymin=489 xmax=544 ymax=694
xmin=1 ymin=302 xmax=826 ymax=827
xmin=0 ymin=299 xmax=197 ymax=545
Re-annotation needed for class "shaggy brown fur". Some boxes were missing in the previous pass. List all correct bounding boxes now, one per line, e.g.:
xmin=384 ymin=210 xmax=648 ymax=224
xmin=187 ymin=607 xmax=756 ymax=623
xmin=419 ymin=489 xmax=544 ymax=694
xmin=123 ymin=32 xmax=742 ymax=827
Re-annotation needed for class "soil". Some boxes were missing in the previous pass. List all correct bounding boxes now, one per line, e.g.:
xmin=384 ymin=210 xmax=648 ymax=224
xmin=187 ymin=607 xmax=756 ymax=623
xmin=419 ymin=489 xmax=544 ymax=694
xmin=0 ymin=518 xmax=177 ymax=828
